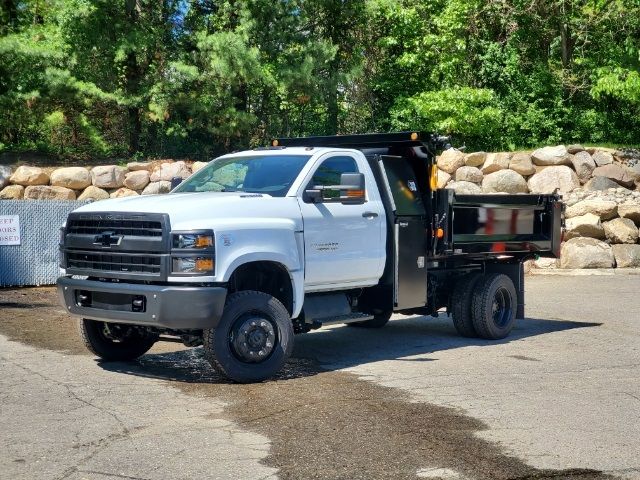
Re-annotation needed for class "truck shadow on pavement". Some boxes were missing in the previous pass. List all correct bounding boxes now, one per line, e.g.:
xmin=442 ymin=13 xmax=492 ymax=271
xmin=101 ymin=314 xmax=601 ymax=384
xmin=99 ymin=315 xmax=613 ymax=480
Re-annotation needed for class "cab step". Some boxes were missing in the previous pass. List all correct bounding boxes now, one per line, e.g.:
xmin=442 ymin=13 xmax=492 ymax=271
xmin=314 ymin=312 xmax=374 ymax=326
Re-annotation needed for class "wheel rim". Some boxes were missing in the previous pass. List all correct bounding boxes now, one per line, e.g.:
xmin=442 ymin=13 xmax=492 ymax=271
xmin=229 ymin=313 xmax=277 ymax=364
xmin=492 ymin=287 xmax=512 ymax=328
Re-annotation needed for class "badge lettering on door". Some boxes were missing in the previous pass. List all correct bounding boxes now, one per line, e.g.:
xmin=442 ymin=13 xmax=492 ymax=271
xmin=311 ymin=242 xmax=339 ymax=252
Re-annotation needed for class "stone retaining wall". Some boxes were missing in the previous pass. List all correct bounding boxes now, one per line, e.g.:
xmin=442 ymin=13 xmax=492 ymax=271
xmin=0 ymin=160 xmax=209 ymax=201
xmin=1 ymin=145 xmax=639 ymax=268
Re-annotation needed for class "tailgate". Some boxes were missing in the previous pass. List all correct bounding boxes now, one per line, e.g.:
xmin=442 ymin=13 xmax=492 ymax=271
xmin=450 ymin=193 xmax=563 ymax=258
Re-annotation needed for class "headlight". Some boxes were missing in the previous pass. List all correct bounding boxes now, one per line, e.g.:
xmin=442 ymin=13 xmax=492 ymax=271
xmin=172 ymin=257 xmax=214 ymax=274
xmin=172 ymin=233 xmax=214 ymax=249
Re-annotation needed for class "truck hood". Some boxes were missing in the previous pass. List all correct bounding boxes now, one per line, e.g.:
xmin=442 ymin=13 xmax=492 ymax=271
xmin=73 ymin=192 xmax=303 ymax=231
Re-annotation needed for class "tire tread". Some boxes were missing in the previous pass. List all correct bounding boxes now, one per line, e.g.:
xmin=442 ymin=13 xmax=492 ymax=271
xmin=451 ymin=273 xmax=482 ymax=337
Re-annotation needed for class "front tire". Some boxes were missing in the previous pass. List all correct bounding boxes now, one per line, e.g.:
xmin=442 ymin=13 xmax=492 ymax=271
xmin=471 ymin=274 xmax=517 ymax=340
xmin=79 ymin=319 xmax=157 ymax=361
xmin=203 ymin=291 xmax=294 ymax=383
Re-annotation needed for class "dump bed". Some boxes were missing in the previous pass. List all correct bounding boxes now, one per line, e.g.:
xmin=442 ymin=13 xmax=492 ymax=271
xmin=445 ymin=192 xmax=563 ymax=259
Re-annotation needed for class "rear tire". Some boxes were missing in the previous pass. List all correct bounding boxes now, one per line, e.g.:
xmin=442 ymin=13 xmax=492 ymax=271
xmin=203 ymin=291 xmax=294 ymax=383
xmin=451 ymin=273 xmax=482 ymax=337
xmin=346 ymin=311 xmax=392 ymax=328
xmin=79 ymin=319 xmax=157 ymax=361
xmin=471 ymin=274 xmax=517 ymax=340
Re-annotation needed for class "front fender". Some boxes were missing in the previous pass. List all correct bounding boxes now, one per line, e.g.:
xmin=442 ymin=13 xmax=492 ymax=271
xmin=216 ymin=229 xmax=305 ymax=318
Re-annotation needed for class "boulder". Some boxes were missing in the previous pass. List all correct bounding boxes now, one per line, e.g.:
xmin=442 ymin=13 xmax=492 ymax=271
xmin=436 ymin=148 xmax=465 ymax=174
xmin=91 ymin=165 xmax=126 ymax=188
xmin=110 ymin=187 xmax=139 ymax=198
xmin=612 ymin=244 xmax=640 ymax=268
xmin=126 ymin=161 xmax=153 ymax=171
xmin=587 ymin=147 xmax=616 ymax=155
xmin=625 ymin=163 xmax=640 ymax=182
xmin=455 ymin=166 xmax=483 ymax=184
xmin=123 ymin=170 xmax=150 ymax=190
xmin=531 ymin=145 xmax=570 ymax=166
xmin=0 ymin=165 xmax=11 ymax=189
xmin=509 ymin=152 xmax=535 ymax=176
xmin=50 ymin=167 xmax=91 ymax=190
xmin=567 ymin=144 xmax=585 ymax=154
xmin=191 ymin=161 xmax=209 ymax=173
xmin=446 ymin=181 xmax=482 ymax=194
xmin=9 ymin=166 xmax=49 ymax=186
xmin=437 ymin=169 xmax=451 ymax=189
xmin=565 ymin=199 xmax=617 ymax=220
xmin=591 ymin=164 xmax=635 ymax=188
xmin=142 ymin=181 xmax=172 ymax=195
xmin=150 ymin=161 xmax=191 ymax=182
xmin=464 ymin=152 xmax=486 ymax=167
xmin=527 ymin=166 xmax=580 ymax=194
xmin=482 ymin=169 xmax=528 ymax=193
xmin=603 ymin=218 xmax=639 ymax=244
xmin=481 ymin=152 xmax=511 ymax=174
xmin=584 ymin=176 xmax=621 ymax=192
xmin=618 ymin=203 xmax=640 ymax=224
xmin=24 ymin=185 xmax=75 ymax=200
xmin=564 ymin=213 xmax=605 ymax=240
xmin=570 ymin=151 xmax=596 ymax=184
xmin=0 ymin=184 xmax=24 ymax=199
xmin=78 ymin=185 xmax=110 ymax=201
xmin=560 ymin=237 xmax=614 ymax=269
xmin=592 ymin=151 xmax=613 ymax=167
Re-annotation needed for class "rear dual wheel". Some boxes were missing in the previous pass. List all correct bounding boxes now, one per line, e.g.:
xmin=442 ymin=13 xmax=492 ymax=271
xmin=451 ymin=273 xmax=517 ymax=340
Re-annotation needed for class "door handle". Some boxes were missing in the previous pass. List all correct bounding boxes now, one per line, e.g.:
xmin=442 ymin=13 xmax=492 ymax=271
xmin=362 ymin=211 xmax=378 ymax=218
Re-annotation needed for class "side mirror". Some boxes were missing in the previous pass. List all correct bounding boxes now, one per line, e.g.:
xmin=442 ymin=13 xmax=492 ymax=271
xmin=304 ymin=172 xmax=366 ymax=204
xmin=170 ymin=176 xmax=183 ymax=190
xmin=339 ymin=173 xmax=365 ymax=204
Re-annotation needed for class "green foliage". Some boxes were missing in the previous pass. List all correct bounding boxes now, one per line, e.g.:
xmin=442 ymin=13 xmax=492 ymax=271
xmin=391 ymin=88 xmax=503 ymax=148
xmin=0 ymin=0 xmax=639 ymax=160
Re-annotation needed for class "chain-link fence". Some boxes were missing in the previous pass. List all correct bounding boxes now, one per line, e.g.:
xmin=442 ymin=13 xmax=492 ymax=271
xmin=0 ymin=201 xmax=88 ymax=287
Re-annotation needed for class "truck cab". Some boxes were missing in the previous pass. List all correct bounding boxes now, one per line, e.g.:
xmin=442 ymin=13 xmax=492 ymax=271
xmin=58 ymin=132 xmax=563 ymax=382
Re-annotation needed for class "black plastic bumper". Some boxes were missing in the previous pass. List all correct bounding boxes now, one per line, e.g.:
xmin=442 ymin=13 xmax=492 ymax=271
xmin=57 ymin=276 xmax=227 ymax=329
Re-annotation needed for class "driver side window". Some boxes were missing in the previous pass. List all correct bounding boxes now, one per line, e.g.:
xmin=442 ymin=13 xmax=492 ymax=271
xmin=311 ymin=156 xmax=359 ymax=187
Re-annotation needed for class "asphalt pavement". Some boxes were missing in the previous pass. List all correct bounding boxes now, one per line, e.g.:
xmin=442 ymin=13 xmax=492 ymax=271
xmin=0 ymin=275 xmax=638 ymax=480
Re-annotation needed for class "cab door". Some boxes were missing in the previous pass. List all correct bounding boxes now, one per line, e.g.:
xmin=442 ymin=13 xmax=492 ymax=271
xmin=298 ymin=153 xmax=385 ymax=289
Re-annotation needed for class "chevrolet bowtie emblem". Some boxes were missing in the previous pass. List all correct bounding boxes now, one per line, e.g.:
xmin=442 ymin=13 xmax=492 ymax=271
xmin=94 ymin=231 xmax=122 ymax=247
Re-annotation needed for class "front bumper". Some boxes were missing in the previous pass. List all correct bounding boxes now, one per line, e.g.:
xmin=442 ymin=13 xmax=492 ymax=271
xmin=57 ymin=276 xmax=227 ymax=329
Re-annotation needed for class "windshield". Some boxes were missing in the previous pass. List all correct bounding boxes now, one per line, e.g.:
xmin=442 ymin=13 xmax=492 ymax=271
xmin=173 ymin=154 xmax=311 ymax=197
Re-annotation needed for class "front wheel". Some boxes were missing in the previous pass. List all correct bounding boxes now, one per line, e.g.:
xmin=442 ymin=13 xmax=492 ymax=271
xmin=471 ymin=274 xmax=517 ymax=340
xmin=78 ymin=319 xmax=157 ymax=361
xmin=203 ymin=291 xmax=294 ymax=383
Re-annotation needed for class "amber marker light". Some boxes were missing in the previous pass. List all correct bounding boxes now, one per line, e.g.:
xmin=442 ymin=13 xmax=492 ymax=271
xmin=194 ymin=235 xmax=213 ymax=248
xmin=195 ymin=258 xmax=214 ymax=272
xmin=410 ymin=132 xmax=418 ymax=141
xmin=436 ymin=228 xmax=444 ymax=239
xmin=430 ymin=166 xmax=438 ymax=190
xmin=272 ymin=139 xmax=279 ymax=146
xmin=346 ymin=190 xmax=365 ymax=198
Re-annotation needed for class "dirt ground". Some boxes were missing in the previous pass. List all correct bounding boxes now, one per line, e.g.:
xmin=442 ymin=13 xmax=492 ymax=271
xmin=0 ymin=286 xmax=617 ymax=480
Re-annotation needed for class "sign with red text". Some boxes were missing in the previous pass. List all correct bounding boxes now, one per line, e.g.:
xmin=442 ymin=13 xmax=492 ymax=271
xmin=0 ymin=215 xmax=21 ymax=245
